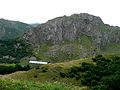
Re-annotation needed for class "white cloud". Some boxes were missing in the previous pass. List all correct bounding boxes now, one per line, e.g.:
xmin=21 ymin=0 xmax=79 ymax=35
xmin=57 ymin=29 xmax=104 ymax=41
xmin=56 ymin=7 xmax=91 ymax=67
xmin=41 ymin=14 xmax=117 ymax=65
xmin=0 ymin=0 xmax=120 ymax=26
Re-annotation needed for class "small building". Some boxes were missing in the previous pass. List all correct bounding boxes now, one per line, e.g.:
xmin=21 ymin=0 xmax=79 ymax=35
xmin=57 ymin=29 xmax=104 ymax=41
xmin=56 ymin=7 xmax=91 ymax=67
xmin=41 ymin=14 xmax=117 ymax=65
xmin=29 ymin=61 xmax=48 ymax=65
xmin=29 ymin=60 xmax=48 ymax=68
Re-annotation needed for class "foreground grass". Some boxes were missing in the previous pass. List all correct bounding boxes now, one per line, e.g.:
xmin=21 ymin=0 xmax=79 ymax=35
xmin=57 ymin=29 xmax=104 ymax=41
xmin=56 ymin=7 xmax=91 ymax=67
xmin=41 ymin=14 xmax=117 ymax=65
xmin=1 ymin=58 xmax=91 ymax=90
xmin=0 ymin=79 xmax=86 ymax=90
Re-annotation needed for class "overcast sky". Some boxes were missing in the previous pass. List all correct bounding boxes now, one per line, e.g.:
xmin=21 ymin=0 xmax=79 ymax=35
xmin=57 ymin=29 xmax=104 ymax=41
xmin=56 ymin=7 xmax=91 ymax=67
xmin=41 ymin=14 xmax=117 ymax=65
xmin=0 ymin=0 xmax=120 ymax=26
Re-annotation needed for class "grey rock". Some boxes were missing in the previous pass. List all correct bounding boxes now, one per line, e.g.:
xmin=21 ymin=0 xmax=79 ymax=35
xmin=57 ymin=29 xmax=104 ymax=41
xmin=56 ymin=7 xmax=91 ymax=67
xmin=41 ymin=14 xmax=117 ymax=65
xmin=23 ymin=13 xmax=120 ymax=50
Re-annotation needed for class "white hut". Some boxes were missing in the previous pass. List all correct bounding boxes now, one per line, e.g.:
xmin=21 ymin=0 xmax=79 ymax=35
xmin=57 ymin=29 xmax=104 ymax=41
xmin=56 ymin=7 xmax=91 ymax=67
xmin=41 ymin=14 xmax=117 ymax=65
xmin=29 ymin=61 xmax=48 ymax=65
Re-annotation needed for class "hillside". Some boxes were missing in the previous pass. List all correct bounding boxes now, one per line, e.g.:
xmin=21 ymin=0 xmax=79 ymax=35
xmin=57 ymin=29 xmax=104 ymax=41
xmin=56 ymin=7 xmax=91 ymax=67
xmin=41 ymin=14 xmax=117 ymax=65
xmin=23 ymin=13 xmax=120 ymax=62
xmin=0 ymin=18 xmax=32 ymax=40
xmin=0 ymin=19 xmax=33 ymax=64
xmin=2 ymin=55 xmax=120 ymax=90
xmin=2 ymin=58 xmax=91 ymax=89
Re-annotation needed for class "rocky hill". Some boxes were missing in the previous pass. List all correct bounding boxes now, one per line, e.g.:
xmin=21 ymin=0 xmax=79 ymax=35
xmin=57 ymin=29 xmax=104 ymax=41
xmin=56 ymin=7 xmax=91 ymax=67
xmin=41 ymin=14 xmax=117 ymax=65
xmin=23 ymin=13 xmax=120 ymax=48
xmin=0 ymin=19 xmax=32 ymax=40
xmin=23 ymin=13 xmax=120 ymax=62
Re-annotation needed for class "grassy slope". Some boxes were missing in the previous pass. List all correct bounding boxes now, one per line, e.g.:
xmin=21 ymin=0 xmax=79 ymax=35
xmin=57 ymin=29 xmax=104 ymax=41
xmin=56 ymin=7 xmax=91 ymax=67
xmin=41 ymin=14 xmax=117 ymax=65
xmin=1 ymin=58 xmax=92 ymax=89
xmin=101 ymin=43 xmax=120 ymax=56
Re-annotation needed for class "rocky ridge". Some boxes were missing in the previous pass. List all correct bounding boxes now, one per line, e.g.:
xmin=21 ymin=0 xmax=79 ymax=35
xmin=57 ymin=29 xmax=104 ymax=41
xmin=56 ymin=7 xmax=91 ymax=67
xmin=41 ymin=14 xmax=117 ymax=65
xmin=23 ymin=13 xmax=120 ymax=49
xmin=23 ymin=13 xmax=120 ymax=61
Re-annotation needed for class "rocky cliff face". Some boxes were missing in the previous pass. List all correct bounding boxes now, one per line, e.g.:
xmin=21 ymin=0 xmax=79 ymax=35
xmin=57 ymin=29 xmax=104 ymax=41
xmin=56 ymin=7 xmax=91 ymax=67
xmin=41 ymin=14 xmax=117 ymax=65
xmin=24 ymin=13 xmax=120 ymax=49
xmin=23 ymin=13 xmax=120 ymax=62
xmin=0 ymin=19 xmax=32 ymax=40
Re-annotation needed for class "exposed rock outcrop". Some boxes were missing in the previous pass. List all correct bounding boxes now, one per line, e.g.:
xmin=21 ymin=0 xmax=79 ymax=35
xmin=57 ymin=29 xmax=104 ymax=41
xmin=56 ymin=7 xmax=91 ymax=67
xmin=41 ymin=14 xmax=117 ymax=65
xmin=23 ymin=13 xmax=120 ymax=62
xmin=24 ymin=13 xmax=120 ymax=49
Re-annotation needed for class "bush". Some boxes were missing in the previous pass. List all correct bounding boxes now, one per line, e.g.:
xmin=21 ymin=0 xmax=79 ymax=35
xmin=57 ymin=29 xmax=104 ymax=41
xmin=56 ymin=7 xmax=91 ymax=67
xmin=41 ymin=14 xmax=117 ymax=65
xmin=60 ymin=55 xmax=120 ymax=90
xmin=60 ymin=72 xmax=66 ymax=78
xmin=81 ymin=55 xmax=120 ymax=90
